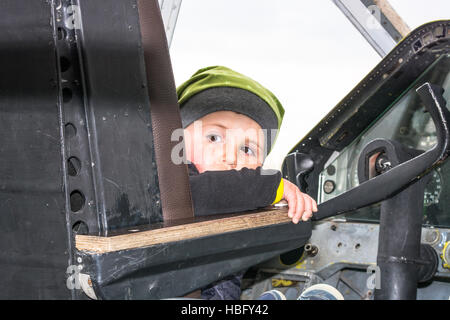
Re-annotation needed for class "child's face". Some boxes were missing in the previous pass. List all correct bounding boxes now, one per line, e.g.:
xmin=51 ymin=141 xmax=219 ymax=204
xmin=184 ymin=111 xmax=265 ymax=173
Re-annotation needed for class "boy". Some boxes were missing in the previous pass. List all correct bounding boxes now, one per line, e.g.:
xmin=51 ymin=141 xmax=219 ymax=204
xmin=177 ymin=66 xmax=318 ymax=299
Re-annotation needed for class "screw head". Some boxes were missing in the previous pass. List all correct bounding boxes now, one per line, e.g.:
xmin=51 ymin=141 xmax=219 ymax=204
xmin=323 ymin=180 xmax=336 ymax=194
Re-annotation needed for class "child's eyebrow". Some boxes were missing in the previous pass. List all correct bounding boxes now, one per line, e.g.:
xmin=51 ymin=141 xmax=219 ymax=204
xmin=204 ymin=123 xmax=228 ymax=130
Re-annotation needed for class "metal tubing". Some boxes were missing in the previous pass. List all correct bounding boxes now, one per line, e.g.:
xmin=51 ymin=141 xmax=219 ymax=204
xmin=374 ymin=177 xmax=428 ymax=300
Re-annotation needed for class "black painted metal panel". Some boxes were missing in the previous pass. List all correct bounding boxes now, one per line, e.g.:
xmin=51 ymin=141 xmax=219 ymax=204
xmin=74 ymin=0 xmax=162 ymax=233
xmin=0 ymin=0 xmax=163 ymax=299
xmin=81 ymin=220 xmax=312 ymax=299
xmin=0 ymin=0 xmax=70 ymax=299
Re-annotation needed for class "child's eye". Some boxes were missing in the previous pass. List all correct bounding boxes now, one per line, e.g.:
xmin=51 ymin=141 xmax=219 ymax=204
xmin=206 ymin=134 xmax=223 ymax=143
xmin=241 ymin=145 xmax=256 ymax=157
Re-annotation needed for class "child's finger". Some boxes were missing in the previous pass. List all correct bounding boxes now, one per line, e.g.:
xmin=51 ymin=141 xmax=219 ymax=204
xmin=285 ymin=191 xmax=297 ymax=219
xmin=307 ymin=194 xmax=318 ymax=215
xmin=302 ymin=195 xmax=313 ymax=221
xmin=293 ymin=188 xmax=305 ymax=224
xmin=313 ymin=198 xmax=318 ymax=212
xmin=307 ymin=194 xmax=318 ymax=213
xmin=303 ymin=194 xmax=318 ymax=214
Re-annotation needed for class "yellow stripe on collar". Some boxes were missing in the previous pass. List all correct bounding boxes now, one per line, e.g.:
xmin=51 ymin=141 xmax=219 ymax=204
xmin=271 ymin=178 xmax=284 ymax=205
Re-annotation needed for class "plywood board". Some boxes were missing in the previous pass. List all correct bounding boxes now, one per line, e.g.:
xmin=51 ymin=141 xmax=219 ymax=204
xmin=76 ymin=208 xmax=291 ymax=254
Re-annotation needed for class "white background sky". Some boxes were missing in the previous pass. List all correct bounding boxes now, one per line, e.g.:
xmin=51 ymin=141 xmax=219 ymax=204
xmin=169 ymin=0 xmax=449 ymax=170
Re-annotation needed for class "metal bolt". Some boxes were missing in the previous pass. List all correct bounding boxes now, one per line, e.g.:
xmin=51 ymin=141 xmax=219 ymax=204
xmin=424 ymin=229 xmax=440 ymax=245
xmin=323 ymin=180 xmax=336 ymax=194
xmin=304 ymin=243 xmax=319 ymax=257
xmin=326 ymin=165 xmax=336 ymax=176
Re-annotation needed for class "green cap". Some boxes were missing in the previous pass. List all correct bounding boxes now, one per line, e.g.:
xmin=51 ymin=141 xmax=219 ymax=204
xmin=176 ymin=66 xmax=285 ymax=130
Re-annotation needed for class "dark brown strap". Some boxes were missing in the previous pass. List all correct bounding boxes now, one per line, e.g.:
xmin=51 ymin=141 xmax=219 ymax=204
xmin=136 ymin=0 xmax=194 ymax=221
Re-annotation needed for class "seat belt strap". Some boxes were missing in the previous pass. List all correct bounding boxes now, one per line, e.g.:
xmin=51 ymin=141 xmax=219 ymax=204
xmin=136 ymin=0 xmax=194 ymax=221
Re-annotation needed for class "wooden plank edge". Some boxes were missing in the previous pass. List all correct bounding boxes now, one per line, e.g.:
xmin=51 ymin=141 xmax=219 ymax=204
xmin=76 ymin=208 xmax=291 ymax=254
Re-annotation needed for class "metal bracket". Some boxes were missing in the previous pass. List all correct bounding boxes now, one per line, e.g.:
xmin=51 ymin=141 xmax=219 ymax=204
xmin=158 ymin=0 xmax=182 ymax=47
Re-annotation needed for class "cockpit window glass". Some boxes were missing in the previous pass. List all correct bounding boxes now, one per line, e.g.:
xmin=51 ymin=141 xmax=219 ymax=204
xmin=319 ymin=54 xmax=450 ymax=228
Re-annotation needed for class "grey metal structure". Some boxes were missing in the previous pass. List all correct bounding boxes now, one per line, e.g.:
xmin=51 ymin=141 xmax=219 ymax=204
xmin=244 ymin=222 xmax=450 ymax=300
xmin=159 ymin=0 xmax=182 ymax=48
xmin=332 ymin=0 xmax=409 ymax=57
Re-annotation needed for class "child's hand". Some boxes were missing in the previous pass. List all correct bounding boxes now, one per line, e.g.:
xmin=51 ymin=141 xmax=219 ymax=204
xmin=282 ymin=179 xmax=318 ymax=224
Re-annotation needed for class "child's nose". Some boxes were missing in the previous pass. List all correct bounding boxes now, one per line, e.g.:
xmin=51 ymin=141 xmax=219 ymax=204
xmin=223 ymin=143 xmax=238 ymax=166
